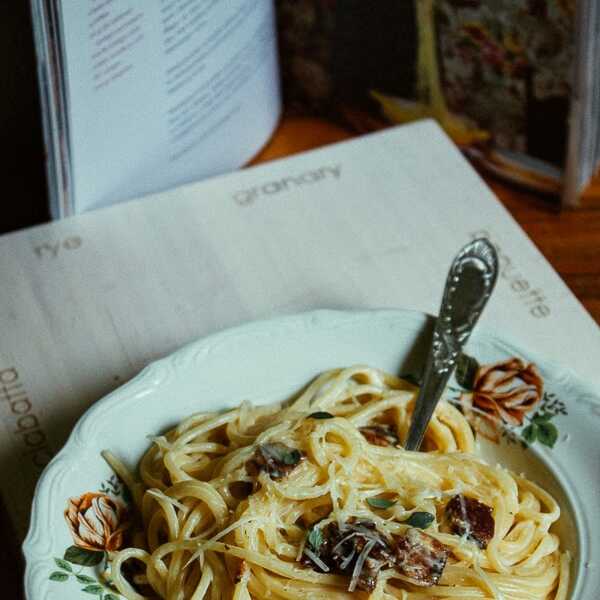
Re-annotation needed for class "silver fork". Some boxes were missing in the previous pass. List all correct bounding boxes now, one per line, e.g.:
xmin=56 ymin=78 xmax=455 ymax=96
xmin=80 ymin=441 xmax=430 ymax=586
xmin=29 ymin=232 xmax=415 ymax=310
xmin=404 ymin=238 xmax=499 ymax=451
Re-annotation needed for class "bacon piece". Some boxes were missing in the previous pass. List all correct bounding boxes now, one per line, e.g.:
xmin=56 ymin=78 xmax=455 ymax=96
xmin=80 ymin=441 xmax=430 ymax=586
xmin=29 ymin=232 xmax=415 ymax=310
xmin=330 ymin=520 xmax=395 ymax=591
xmin=394 ymin=528 xmax=450 ymax=587
xmin=300 ymin=519 xmax=450 ymax=591
xmin=301 ymin=520 xmax=395 ymax=592
xmin=445 ymin=494 xmax=495 ymax=549
xmin=355 ymin=542 xmax=395 ymax=591
xmin=359 ymin=424 xmax=399 ymax=447
xmin=245 ymin=443 xmax=304 ymax=480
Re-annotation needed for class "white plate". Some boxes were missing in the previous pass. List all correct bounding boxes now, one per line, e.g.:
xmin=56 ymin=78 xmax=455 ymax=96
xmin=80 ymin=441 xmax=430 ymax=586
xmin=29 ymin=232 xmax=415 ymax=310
xmin=23 ymin=309 xmax=600 ymax=599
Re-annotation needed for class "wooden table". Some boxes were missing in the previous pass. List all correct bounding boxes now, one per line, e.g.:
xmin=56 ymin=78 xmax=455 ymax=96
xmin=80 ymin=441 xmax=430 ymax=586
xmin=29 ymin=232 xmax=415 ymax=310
xmin=487 ymin=180 xmax=600 ymax=322
xmin=6 ymin=116 xmax=600 ymax=598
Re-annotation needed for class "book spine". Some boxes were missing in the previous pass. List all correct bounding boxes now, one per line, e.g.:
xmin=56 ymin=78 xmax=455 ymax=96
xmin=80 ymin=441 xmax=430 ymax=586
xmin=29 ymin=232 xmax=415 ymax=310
xmin=562 ymin=0 xmax=598 ymax=207
xmin=29 ymin=0 xmax=73 ymax=219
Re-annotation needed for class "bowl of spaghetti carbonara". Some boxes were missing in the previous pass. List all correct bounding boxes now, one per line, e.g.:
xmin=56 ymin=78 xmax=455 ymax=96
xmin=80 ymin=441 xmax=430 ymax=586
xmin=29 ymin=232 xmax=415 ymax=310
xmin=24 ymin=310 xmax=600 ymax=600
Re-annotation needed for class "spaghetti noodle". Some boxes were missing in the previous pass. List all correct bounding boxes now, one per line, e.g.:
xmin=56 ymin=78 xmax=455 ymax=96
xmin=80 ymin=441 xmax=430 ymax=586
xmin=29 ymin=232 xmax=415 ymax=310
xmin=103 ymin=365 xmax=569 ymax=599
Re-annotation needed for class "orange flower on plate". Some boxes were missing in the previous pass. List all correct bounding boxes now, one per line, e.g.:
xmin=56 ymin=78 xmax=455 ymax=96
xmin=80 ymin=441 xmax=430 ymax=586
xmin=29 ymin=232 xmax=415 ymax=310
xmin=64 ymin=492 xmax=127 ymax=552
xmin=462 ymin=358 xmax=543 ymax=441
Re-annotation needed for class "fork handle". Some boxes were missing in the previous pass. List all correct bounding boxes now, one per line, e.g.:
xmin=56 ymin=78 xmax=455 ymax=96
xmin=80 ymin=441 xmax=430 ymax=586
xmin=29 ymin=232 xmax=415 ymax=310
xmin=404 ymin=239 xmax=498 ymax=451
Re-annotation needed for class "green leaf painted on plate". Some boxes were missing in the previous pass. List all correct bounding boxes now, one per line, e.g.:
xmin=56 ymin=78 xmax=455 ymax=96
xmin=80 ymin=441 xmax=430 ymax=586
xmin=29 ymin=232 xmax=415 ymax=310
xmin=54 ymin=558 xmax=72 ymax=572
xmin=521 ymin=424 xmax=538 ymax=445
xmin=104 ymin=594 xmax=121 ymax=600
xmin=404 ymin=512 xmax=435 ymax=529
xmin=64 ymin=545 xmax=104 ymax=566
xmin=366 ymin=497 xmax=396 ymax=509
xmin=307 ymin=411 xmax=334 ymax=420
xmin=531 ymin=412 xmax=553 ymax=424
xmin=455 ymin=354 xmax=480 ymax=390
xmin=536 ymin=421 xmax=558 ymax=448
xmin=76 ymin=574 xmax=97 ymax=584
xmin=49 ymin=571 xmax=69 ymax=582
xmin=81 ymin=584 xmax=104 ymax=594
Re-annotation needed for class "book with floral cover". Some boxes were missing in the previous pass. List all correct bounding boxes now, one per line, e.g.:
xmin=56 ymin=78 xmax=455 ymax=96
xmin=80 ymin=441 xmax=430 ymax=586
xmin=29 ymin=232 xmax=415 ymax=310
xmin=276 ymin=0 xmax=600 ymax=207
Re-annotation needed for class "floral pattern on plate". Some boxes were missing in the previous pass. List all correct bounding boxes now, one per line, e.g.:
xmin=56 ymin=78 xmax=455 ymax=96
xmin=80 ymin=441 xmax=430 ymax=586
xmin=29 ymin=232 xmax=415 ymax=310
xmin=49 ymin=475 xmax=129 ymax=599
xmin=452 ymin=353 xmax=566 ymax=447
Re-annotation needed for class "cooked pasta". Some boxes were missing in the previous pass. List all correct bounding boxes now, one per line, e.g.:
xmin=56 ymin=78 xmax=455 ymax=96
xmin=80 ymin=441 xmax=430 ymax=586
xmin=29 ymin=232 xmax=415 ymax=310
xmin=103 ymin=365 xmax=569 ymax=600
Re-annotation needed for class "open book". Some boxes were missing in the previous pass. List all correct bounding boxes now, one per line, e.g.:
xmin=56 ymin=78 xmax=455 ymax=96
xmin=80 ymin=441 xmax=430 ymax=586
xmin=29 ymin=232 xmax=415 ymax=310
xmin=31 ymin=0 xmax=599 ymax=215
xmin=30 ymin=0 xmax=281 ymax=218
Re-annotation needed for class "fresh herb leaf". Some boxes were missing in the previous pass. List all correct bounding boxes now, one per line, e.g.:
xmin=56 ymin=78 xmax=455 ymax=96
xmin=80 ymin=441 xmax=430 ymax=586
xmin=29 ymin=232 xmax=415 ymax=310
xmin=64 ymin=545 xmax=104 ymax=566
xmin=455 ymin=354 xmax=480 ymax=390
xmin=307 ymin=411 xmax=334 ymax=420
xmin=81 ymin=584 xmax=104 ymax=594
xmin=76 ymin=574 xmax=97 ymax=584
xmin=536 ymin=421 xmax=558 ymax=448
xmin=263 ymin=443 xmax=301 ymax=465
xmin=307 ymin=527 xmax=323 ymax=552
xmin=521 ymin=424 xmax=538 ymax=445
xmin=54 ymin=558 xmax=72 ymax=572
xmin=49 ymin=571 xmax=69 ymax=582
xmin=403 ymin=511 xmax=435 ymax=529
xmin=248 ymin=443 xmax=304 ymax=480
xmin=283 ymin=449 xmax=302 ymax=465
xmin=366 ymin=497 xmax=396 ymax=509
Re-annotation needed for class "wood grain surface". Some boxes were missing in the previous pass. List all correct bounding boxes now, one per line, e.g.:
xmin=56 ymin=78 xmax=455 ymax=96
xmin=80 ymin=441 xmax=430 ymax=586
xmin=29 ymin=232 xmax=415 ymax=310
xmin=7 ymin=116 xmax=600 ymax=599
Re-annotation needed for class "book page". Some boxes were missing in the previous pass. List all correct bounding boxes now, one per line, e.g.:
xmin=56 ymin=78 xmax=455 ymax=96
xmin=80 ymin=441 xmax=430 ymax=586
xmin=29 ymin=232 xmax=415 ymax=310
xmin=59 ymin=0 xmax=280 ymax=214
